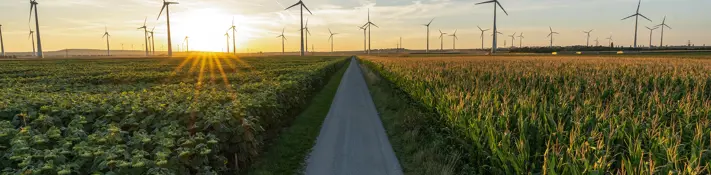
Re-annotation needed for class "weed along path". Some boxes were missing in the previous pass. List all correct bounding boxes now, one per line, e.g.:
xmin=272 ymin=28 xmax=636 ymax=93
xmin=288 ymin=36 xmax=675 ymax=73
xmin=305 ymin=57 xmax=403 ymax=175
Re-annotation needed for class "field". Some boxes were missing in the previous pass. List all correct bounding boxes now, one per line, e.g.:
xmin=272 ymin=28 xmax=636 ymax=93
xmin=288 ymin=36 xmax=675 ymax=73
xmin=360 ymin=56 xmax=711 ymax=174
xmin=0 ymin=55 xmax=348 ymax=174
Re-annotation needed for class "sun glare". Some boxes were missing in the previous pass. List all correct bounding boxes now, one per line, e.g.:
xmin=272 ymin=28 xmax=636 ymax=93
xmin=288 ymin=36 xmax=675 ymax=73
xmin=172 ymin=9 xmax=254 ymax=52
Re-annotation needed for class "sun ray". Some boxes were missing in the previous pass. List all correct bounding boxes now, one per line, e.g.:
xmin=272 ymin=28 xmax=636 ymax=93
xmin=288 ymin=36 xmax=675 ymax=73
xmin=188 ymin=54 xmax=202 ymax=73
xmin=214 ymin=55 xmax=232 ymax=89
xmin=208 ymin=54 xmax=217 ymax=84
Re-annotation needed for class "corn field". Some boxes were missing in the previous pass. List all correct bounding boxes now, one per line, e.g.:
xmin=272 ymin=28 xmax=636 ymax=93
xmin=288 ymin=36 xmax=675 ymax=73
xmin=360 ymin=56 xmax=711 ymax=174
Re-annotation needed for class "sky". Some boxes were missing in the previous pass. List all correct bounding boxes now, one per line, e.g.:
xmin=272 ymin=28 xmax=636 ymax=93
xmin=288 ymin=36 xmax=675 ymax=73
xmin=0 ymin=0 xmax=710 ymax=52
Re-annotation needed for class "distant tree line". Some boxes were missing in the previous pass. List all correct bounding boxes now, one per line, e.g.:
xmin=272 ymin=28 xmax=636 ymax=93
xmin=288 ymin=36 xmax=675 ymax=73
xmin=509 ymin=45 xmax=711 ymax=53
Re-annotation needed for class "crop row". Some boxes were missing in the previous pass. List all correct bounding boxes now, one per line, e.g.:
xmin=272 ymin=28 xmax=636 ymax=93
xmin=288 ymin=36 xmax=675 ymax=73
xmin=0 ymin=55 xmax=348 ymax=174
xmin=360 ymin=56 xmax=711 ymax=174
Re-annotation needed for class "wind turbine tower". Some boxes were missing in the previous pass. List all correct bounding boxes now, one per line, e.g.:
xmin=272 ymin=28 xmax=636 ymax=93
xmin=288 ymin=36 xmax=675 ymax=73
xmin=646 ymin=26 xmax=658 ymax=47
xmin=29 ymin=0 xmax=44 ymax=58
xmin=508 ymin=32 xmax=516 ymax=48
xmin=29 ymin=31 xmax=36 ymax=56
xmin=157 ymin=0 xmax=179 ymax=57
xmin=438 ymin=30 xmax=447 ymax=51
xmin=517 ymin=33 xmax=524 ymax=47
xmin=654 ymin=16 xmax=672 ymax=47
xmin=547 ymin=27 xmax=559 ymax=47
xmin=228 ymin=17 xmax=237 ymax=55
xmin=285 ymin=0 xmax=313 ymax=56
xmin=449 ymin=30 xmax=458 ymax=50
xmin=359 ymin=25 xmax=367 ymax=53
xmin=475 ymin=0 xmax=508 ymax=54
xmin=583 ymin=29 xmax=593 ymax=46
xmin=225 ymin=32 xmax=230 ymax=53
xmin=328 ymin=28 xmax=338 ymax=52
xmin=477 ymin=26 xmax=490 ymax=49
xmin=621 ymin=0 xmax=652 ymax=48
xmin=277 ymin=28 xmax=287 ymax=54
xmin=423 ymin=18 xmax=434 ymax=53
xmin=138 ymin=18 xmax=149 ymax=56
xmin=362 ymin=9 xmax=379 ymax=54
xmin=183 ymin=36 xmax=189 ymax=52
xmin=0 ymin=24 xmax=4 ymax=57
xmin=149 ymin=27 xmax=155 ymax=55
xmin=102 ymin=27 xmax=111 ymax=56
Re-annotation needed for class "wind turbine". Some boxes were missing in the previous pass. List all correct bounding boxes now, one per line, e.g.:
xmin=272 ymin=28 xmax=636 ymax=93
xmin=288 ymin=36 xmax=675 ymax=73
xmin=183 ymin=36 xmax=189 ymax=52
xmin=362 ymin=9 xmax=378 ymax=54
xmin=517 ymin=33 xmax=524 ymax=47
xmin=138 ymin=18 xmax=149 ymax=56
xmin=0 ymin=24 xmax=4 ymax=57
xmin=595 ymin=37 xmax=599 ymax=46
xmin=621 ymin=0 xmax=652 ymax=48
xmin=491 ymin=31 xmax=503 ymax=47
xmin=475 ymin=0 xmax=508 ymax=54
xmin=423 ymin=18 xmax=434 ymax=53
xmin=29 ymin=0 xmax=43 ymax=58
xmin=654 ymin=16 xmax=672 ymax=47
xmin=449 ymin=30 xmax=458 ymax=50
xmin=328 ymin=28 xmax=338 ymax=52
xmin=285 ymin=0 xmax=313 ymax=56
xmin=277 ymin=28 xmax=287 ymax=54
xmin=508 ymin=32 xmax=516 ymax=48
xmin=645 ymin=26 xmax=658 ymax=47
xmin=359 ymin=25 xmax=367 ymax=53
xmin=225 ymin=32 xmax=230 ymax=53
xmin=477 ymin=26 xmax=490 ymax=49
xmin=29 ymin=30 xmax=36 ymax=56
xmin=157 ymin=0 xmax=178 ymax=57
xmin=438 ymin=30 xmax=447 ymax=51
xmin=606 ymin=35 xmax=613 ymax=47
xmin=149 ymin=27 xmax=155 ymax=55
xmin=301 ymin=19 xmax=312 ymax=53
xmin=102 ymin=27 xmax=110 ymax=56
xmin=547 ymin=27 xmax=559 ymax=47
xmin=227 ymin=17 xmax=237 ymax=55
xmin=583 ymin=29 xmax=593 ymax=46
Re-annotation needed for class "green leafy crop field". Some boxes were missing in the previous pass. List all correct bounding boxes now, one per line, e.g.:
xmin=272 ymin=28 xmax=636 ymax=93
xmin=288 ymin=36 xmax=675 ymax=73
xmin=361 ymin=56 xmax=711 ymax=174
xmin=0 ymin=55 xmax=348 ymax=174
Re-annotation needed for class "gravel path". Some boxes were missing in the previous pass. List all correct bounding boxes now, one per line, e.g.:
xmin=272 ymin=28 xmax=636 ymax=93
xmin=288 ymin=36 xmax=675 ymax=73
xmin=304 ymin=57 xmax=402 ymax=175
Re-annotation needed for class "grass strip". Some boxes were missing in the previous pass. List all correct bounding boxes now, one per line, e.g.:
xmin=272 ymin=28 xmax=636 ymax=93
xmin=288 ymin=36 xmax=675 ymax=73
xmin=248 ymin=59 xmax=351 ymax=175
xmin=358 ymin=59 xmax=472 ymax=175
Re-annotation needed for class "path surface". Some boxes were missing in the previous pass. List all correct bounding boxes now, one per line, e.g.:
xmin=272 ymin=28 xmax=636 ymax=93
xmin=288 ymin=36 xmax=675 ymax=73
xmin=305 ymin=57 xmax=402 ymax=175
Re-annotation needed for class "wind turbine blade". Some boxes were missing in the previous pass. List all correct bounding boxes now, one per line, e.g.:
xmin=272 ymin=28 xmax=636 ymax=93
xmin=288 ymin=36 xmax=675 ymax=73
xmin=475 ymin=0 xmax=495 ymax=5
xmin=621 ymin=14 xmax=636 ymax=20
xmin=547 ymin=33 xmax=552 ymax=37
xmin=636 ymin=0 xmax=641 ymax=13
xmin=157 ymin=4 xmax=166 ymax=20
xmin=232 ymin=16 xmax=235 ymax=26
xmin=496 ymin=1 xmax=509 ymax=16
xmin=664 ymin=24 xmax=672 ymax=29
xmin=329 ymin=28 xmax=332 ymax=34
xmin=428 ymin=18 xmax=434 ymax=25
xmin=477 ymin=26 xmax=482 ymax=31
xmin=303 ymin=4 xmax=313 ymax=15
xmin=370 ymin=22 xmax=379 ymax=28
xmin=29 ymin=4 xmax=33 ymax=24
xmin=143 ymin=17 xmax=147 ymax=26
xmin=639 ymin=14 xmax=652 ymax=22
xmin=285 ymin=2 xmax=300 ymax=10
xmin=549 ymin=26 xmax=553 ymax=32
